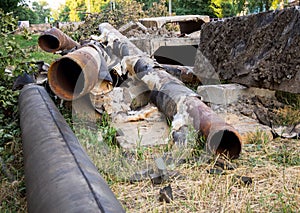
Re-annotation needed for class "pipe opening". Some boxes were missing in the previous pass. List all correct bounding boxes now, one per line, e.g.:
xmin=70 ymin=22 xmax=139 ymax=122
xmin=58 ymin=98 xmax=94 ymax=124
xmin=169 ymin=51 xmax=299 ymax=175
xmin=38 ymin=35 xmax=60 ymax=52
xmin=50 ymin=58 xmax=85 ymax=99
xmin=209 ymin=130 xmax=241 ymax=159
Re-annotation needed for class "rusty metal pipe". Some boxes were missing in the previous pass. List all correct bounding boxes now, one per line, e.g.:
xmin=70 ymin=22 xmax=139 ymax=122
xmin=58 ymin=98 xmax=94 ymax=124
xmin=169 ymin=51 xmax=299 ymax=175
xmin=38 ymin=27 xmax=80 ymax=53
xmin=98 ymin=23 xmax=242 ymax=158
xmin=133 ymin=58 xmax=242 ymax=159
xmin=19 ymin=84 xmax=125 ymax=212
xmin=48 ymin=46 xmax=101 ymax=100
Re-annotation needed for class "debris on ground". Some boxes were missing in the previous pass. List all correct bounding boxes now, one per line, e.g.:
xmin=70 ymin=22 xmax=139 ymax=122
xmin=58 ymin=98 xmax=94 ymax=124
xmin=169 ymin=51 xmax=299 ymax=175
xmin=158 ymin=184 xmax=173 ymax=203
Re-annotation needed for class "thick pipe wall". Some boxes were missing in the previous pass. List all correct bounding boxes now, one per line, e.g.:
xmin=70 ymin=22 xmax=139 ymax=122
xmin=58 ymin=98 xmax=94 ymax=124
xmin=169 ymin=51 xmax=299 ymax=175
xmin=19 ymin=84 xmax=125 ymax=213
xmin=38 ymin=27 xmax=79 ymax=53
xmin=48 ymin=46 xmax=101 ymax=100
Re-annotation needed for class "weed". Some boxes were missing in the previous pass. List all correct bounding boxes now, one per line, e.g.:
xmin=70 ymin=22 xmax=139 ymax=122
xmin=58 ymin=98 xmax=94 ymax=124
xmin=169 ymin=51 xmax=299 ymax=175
xmin=99 ymin=112 xmax=117 ymax=147
xmin=135 ymin=127 xmax=146 ymax=160
xmin=273 ymin=106 xmax=300 ymax=126
xmin=275 ymin=91 xmax=300 ymax=109
xmin=247 ymin=129 xmax=270 ymax=145
xmin=268 ymin=143 xmax=300 ymax=166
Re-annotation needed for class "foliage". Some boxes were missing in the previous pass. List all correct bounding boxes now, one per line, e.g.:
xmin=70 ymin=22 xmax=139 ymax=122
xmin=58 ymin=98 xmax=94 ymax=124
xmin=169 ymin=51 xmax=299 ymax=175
xmin=0 ymin=10 xmax=26 ymax=211
xmin=146 ymin=0 xmax=169 ymax=17
xmin=100 ymin=112 xmax=118 ymax=147
xmin=14 ymin=5 xmax=39 ymax=24
xmin=95 ymin=0 xmax=145 ymax=28
xmin=0 ymin=10 xmax=27 ymax=78
xmin=84 ymin=0 xmax=107 ymax=13
xmin=137 ymin=0 xmax=164 ymax=10
xmin=65 ymin=0 xmax=86 ymax=21
xmin=173 ymin=0 xmax=217 ymax=17
xmin=58 ymin=5 xmax=71 ymax=22
xmin=0 ymin=12 xmax=59 ymax=211
xmin=0 ymin=0 xmax=24 ymax=13
xmin=31 ymin=0 xmax=51 ymax=24
xmin=0 ymin=9 xmax=18 ymax=34
xmin=64 ymin=0 xmax=169 ymax=41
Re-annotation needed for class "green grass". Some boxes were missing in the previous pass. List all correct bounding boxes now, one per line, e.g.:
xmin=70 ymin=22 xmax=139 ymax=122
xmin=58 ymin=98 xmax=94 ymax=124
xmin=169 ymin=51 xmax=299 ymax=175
xmin=12 ymin=34 xmax=59 ymax=64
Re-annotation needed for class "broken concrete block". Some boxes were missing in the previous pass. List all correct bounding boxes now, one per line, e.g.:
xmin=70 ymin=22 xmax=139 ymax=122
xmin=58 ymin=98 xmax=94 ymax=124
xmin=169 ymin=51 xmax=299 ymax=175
xmin=139 ymin=15 xmax=210 ymax=33
xmin=113 ymin=104 xmax=170 ymax=149
xmin=91 ymin=87 xmax=132 ymax=115
xmin=197 ymin=84 xmax=247 ymax=105
xmin=195 ymin=7 xmax=300 ymax=94
xmin=119 ymin=21 xmax=147 ymax=35
xmin=197 ymin=83 xmax=275 ymax=105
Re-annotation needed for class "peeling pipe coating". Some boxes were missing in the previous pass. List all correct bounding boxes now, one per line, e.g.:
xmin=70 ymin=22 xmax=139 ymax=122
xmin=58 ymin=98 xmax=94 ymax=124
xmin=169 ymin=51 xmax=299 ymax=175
xmin=19 ymin=85 xmax=125 ymax=213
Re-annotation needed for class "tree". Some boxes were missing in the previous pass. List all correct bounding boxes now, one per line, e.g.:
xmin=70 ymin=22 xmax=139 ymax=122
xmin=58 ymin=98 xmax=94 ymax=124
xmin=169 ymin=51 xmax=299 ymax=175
xmin=65 ymin=0 xmax=86 ymax=21
xmin=220 ymin=1 xmax=236 ymax=17
xmin=136 ymin=0 xmax=159 ymax=10
xmin=58 ymin=5 xmax=71 ymax=22
xmin=31 ymin=0 xmax=51 ymax=23
xmin=0 ymin=0 xmax=24 ymax=13
xmin=14 ymin=5 xmax=39 ymax=23
xmin=84 ymin=0 xmax=107 ymax=13
xmin=173 ymin=0 xmax=216 ymax=17
xmin=236 ymin=0 xmax=282 ymax=14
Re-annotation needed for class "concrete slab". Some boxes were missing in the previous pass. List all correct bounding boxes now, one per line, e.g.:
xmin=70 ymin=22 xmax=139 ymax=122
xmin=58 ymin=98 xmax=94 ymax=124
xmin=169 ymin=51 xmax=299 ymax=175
xmin=139 ymin=15 xmax=210 ymax=33
xmin=112 ymin=105 xmax=170 ymax=149
xmin=197 ymin=83 xmax=275 ymax=105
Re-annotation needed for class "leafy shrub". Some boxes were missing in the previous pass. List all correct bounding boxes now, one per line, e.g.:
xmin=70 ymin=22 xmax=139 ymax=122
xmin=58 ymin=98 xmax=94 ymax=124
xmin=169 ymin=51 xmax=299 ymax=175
xmin=64 ymin=0 xmax=168 ymax=41
xmin=0 ymin=9 xmax=29 ymax=211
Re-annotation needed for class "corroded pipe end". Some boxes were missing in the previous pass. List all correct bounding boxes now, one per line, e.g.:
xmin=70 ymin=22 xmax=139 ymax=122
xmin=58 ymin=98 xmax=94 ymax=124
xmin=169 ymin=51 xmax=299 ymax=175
xmin=38 ymin=27 xmax=79 ymax=53
xmin=206 ymin=126 xmax=242 ymax=159
xmin=38 ymin=34 xmax=60 ymax=53
xmin=48 ymin=46 xmax=100 ymax=101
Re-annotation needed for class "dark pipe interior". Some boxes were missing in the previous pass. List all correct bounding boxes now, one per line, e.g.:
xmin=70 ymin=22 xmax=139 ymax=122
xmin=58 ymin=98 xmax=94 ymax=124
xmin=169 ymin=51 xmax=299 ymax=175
xmin=209 ymin=130 xmax=241 ymax=159
xmin=38 ymin=35 xmax=60 ymax=52
xmin=154 ymin=45 xmax=198 ymax=66
xmin=52 ymin=58 xmax=85 ymax=97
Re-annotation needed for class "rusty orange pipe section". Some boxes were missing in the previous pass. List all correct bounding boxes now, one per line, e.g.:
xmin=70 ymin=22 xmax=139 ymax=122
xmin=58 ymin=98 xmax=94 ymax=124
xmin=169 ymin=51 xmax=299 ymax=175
xmin=38 ymin=27 xmax=79 ymax=53
xmin=185 ymin=97 xmax=242 ymax=158
xmin=136 ymin=59 xmax=242 ymax=159
xmin=48 ymin=46 xmax=101 ymax=101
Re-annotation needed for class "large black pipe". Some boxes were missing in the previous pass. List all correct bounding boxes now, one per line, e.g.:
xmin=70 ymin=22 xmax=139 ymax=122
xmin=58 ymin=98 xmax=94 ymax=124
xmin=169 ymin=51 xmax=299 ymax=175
xmin=19 ymin=84 xmax=125 ymax=213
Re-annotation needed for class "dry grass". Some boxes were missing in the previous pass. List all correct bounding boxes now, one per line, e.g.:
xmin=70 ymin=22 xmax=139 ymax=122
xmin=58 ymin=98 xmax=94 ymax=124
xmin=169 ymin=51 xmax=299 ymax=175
xmin=273 ymin=106 xmax=300 ymax=126
xmin=77 ymin=126 xmax=300 ymax=212
xmin=0 ymin=178 xmax=27 ymax=212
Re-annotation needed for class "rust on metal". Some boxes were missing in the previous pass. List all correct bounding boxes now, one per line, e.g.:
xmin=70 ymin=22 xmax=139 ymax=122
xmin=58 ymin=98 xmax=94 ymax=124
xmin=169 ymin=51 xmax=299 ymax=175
xmin=48 ymin=46 xmax=101 ymax=100
xmin=38 ymin=27 xmax=80 ymax=53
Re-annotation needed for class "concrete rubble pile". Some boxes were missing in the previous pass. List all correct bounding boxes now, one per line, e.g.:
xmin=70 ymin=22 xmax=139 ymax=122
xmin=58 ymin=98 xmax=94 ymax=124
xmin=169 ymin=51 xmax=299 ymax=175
xmin=17 ymin=9 xmax=300 ymax=211
xmin=29 ymin=8 xmax=300 ymax=156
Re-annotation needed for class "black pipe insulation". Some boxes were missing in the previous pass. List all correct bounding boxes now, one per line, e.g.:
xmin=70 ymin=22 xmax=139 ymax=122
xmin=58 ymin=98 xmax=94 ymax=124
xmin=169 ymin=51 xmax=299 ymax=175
xmin=19 ymin=84 xmax=125 ymax=213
